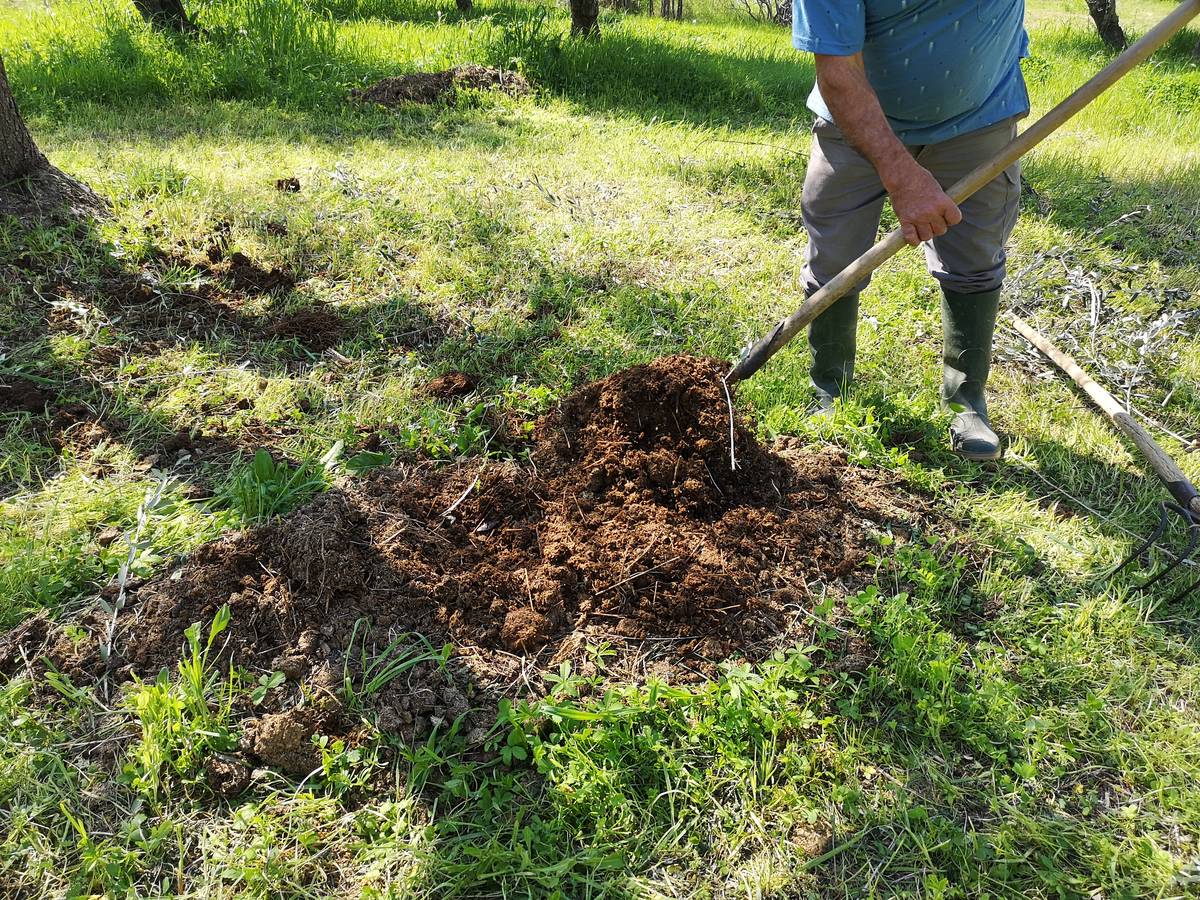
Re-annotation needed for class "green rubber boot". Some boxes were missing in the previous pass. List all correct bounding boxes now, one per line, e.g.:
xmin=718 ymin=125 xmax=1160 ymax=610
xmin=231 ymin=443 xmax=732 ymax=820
xmin=941 ymin=286 xmax=1002 ymax=461
xmin=808 ymin=292 xmax=859 ymax=412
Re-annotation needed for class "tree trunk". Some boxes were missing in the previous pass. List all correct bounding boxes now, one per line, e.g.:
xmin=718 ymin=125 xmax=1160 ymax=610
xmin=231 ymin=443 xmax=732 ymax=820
xmin=0 ymin=57 xmax=45 ymax=184
xmin=455 ymin=0 xmax=472 ymax=12
xmin=0 ymin=55 xmax=106 ymax=219
xmin=1085 ymin=0 xmax=1126 ymax=50
xmin=570 ymin=0 xmax=599 ymax=36
xmin=133 ymin=0 xmax=196 ymax=33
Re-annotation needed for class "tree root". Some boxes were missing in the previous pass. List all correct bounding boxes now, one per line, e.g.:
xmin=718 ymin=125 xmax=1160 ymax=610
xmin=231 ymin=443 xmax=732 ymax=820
xmin=0 ymin=164 xmax=109 ymax=224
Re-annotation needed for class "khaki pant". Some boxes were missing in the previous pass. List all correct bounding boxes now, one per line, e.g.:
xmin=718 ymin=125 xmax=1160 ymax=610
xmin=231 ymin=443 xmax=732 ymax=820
xmin=800 ymin=116 xmax=1022 ymax=297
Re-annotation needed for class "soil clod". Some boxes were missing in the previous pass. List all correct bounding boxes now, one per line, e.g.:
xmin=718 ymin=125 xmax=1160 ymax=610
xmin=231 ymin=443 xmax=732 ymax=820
xmin=0 ymin=377 xmax=52 ymax=414
xmin=427 ymin=370 xmax=476 ymax=398
xmin=264 ymin=307 xmax=344 ymax=351
xmin=502 ymin=608 xmax=553 ymax=653
xmin=246 ymin=707 xmax=332 ymax=776
xmin=204 ymin=755 xmax=253 ymax=797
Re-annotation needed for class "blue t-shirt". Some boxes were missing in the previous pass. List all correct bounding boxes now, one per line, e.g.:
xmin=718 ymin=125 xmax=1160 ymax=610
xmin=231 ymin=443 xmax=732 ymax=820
xmin=792 ymin=0 xmax=1031 ymax=144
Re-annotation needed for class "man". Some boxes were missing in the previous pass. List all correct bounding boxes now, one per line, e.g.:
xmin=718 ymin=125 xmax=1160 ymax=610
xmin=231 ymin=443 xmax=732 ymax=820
xmin=793 ymin=0 xmax=1029 ymax=460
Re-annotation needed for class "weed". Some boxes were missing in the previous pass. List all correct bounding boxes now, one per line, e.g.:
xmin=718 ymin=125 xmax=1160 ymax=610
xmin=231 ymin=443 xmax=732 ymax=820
xmin=122 ymin=605 xmax=240 ymax=800
xmin=216 ymin=447 xmax=333 ymax=523
xmin=342 ymin=620 xmax=453 ymax=710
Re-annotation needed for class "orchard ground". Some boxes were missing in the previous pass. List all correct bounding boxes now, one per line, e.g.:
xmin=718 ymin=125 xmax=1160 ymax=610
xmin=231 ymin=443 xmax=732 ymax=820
xmin=1 ymin=0 xmax=1200 ymax=895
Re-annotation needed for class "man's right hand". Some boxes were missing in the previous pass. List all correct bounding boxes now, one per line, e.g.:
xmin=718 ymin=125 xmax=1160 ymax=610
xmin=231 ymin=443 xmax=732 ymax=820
xmin=885 ymin=161 xmax=962 ymax=246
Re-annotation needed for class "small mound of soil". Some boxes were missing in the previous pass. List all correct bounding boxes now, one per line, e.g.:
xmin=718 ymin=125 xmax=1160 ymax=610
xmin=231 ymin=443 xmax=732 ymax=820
xmin=48 ymin=403 xmax=122 ymax=453
xmin=204 ymin=755 xmax=252 ymax=797
xmin=427 ymin=371 xmax=476 ymax=398
xmin=353 ymin=65 xmax=531 ymax=106
xmin=245 ymin=707 xmax=335 ymax=776
xmin=264 ymin=307 xmax=344 ymax=352
xmin=0 ymin=377 xmax=52 ymax=414
xmin=224 ymin=252 xmax=295 ymax=295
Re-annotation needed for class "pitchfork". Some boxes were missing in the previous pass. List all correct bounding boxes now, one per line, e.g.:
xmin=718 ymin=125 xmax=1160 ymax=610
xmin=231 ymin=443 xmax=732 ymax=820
xmin=1011 ymin=317 xmax=1200 ymax=602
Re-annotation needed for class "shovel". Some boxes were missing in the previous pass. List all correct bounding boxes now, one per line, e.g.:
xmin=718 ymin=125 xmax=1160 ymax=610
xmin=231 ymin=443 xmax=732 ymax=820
xmin=725 ymin=0 xmax=1200 ymax=385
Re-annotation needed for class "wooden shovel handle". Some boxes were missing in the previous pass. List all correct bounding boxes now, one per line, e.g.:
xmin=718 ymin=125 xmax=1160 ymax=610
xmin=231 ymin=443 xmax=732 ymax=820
xmin=1011 ymin=315 xmax=1200 ymax=517
xmin=727 ymin=0 xmax=1200 ymax=384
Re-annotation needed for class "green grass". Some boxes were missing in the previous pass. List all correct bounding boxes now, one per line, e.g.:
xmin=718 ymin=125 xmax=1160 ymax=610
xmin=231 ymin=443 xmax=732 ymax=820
xmin=2 ymin=0 xmax=1200 ymax=895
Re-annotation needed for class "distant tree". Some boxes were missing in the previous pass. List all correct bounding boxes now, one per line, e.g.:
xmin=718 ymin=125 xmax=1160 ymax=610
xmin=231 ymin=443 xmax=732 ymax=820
xmin=133 ymin=0 xmax=196 ymax=33
xmin=1085 ymin=0 xmax=1126 ymax=50
xmin=570 ymin=0 xmax=599 ymax=36
xmin=0 ymin=56 xmax=105 ymax=218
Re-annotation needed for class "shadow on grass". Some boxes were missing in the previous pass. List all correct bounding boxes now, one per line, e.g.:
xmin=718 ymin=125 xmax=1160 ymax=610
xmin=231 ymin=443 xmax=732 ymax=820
xmin=1018 ymin=152 xmax=1200 ymax=272
xmin=3 ymin=194 xmax=703 ymax=500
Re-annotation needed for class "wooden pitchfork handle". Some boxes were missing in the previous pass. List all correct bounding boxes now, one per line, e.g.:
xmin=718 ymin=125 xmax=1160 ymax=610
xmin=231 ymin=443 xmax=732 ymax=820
xmin=1011 ymin=315 xmax=1200 ymax=518
xmin=726 ymin=0 xmax=1200 ymax=385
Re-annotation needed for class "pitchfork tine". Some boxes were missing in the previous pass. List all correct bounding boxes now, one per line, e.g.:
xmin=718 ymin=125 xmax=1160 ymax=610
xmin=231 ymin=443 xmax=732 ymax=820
xmin=1112 ymin=502 xmax=1200 ymax=593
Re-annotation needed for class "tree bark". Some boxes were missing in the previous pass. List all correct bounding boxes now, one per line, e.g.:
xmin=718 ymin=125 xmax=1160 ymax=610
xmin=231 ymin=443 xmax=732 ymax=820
xmin=0 ymin=55 xmax=106 ymax=219
xmin=1085 ymin=0 xmax=1127 ymax=50
xmin=570 ymin=0 xmax=599 ymax=36
xmin=0 ymin=56 xmax=46 ymax=184
xmin=133 ymin=0 xmax=196 ymax=33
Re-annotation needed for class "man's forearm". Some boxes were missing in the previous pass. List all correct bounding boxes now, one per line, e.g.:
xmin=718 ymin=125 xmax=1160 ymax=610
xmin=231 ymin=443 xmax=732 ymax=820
xmin=814 ymin=53 xmax=918 ymax=192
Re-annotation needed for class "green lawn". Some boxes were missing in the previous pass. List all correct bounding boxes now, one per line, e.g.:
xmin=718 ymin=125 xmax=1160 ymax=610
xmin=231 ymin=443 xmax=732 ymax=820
xmin=2 ymin=0 xmax=1200 ymax=896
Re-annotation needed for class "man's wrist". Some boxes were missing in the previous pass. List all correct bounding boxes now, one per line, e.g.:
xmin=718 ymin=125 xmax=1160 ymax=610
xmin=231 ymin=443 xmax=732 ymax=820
xmin=877 ymin=151 xmax=922 ymax=195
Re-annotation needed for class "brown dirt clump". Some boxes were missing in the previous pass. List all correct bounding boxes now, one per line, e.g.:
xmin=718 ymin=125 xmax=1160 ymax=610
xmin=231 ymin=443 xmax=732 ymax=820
xmin=245 ymin=707 xmax=335 ymax=776
xmin=0 ymin=377 xmax=52 ymax=414
xmin=502 ymin=608 xmax=553 ymax=653
xmin=48 ymin=403 xmax=122 ymax=454
xmin=353 ymin=65 xmax=531 ymax=106
xmin=204 ymin=755 xmax=253 ymax=797
xmin=224 ymin=251 xmax=295 ymax=295
xmin=427 ymin=370 xmax=476 ymax=398
xmin=264 ymin=307 xmax=344 ymax=351
xmin=17 ymin=355 xmax=922 ymax=745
